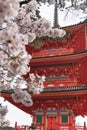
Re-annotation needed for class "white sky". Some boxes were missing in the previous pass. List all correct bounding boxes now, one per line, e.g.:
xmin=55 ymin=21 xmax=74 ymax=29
xmin=40 ymin=4 xmax=87 ymax=27
xmin=0 ymin=3 xmax=87 ymax=128
xmin=0 ymin=97 xmax=32 ymax=127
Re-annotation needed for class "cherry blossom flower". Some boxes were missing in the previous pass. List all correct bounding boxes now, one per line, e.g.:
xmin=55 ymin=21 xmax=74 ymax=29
xmin=0 ymin=0 xmax=66 ymax=107
xmin=11 ymin=88 xmax=33 ymax=106
xmin=25 ymin=0 xmax=38 ymax=13
xmin=0 ymin=105 xmax=10 ymax=127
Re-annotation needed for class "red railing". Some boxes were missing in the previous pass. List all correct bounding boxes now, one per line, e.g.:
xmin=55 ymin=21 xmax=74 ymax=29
xmin=76 ymin=126 xmax=87 ymax=130
xmin=14 ymin=125 xmax=30 ymax=130
xmin=14 ymin=125 xmax=87 ymax=130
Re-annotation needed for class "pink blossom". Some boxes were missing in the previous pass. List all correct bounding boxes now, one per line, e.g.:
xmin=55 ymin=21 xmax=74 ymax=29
xmin=0 ymin=0 xmax=66 ymax=107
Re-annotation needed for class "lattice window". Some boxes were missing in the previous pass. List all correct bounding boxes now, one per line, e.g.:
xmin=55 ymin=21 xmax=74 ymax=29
xmin=36 ymin=116 xmax=42 ymax=123
xmin=62 ymin=116 xmax=68 ymax=123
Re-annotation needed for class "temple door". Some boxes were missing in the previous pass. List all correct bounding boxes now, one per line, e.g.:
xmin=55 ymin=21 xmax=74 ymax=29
xmin=47 ymin=116 xmax=58 ymax=130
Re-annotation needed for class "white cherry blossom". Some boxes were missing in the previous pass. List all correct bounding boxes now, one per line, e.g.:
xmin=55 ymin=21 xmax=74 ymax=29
xmin=0 ymin=0 xmax=66 ymax=107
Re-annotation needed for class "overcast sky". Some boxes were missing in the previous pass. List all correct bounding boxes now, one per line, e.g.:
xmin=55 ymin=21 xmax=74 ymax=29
xmin=0 ymin=97 xmax=32 ymax=127
xmin=40 ymin=3 xmax=87 ymax=27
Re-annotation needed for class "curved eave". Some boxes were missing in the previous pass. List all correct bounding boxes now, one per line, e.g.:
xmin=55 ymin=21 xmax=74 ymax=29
xmin=32 ymin=86 xmax=87 ymax=99
xmin=1 ymin=86 xmax=87 ymax=115
xmin=1 ymin=89 xmax=87 ymax=103
xmin=30 ymin=51 xmax=87 ymax=67
xmin=1 ymin=86 xmax=87 ymax=100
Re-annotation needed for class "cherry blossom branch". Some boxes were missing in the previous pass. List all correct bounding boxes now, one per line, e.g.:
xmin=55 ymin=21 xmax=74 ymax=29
xmin=0 ymin=0 xmax=66 ymax=107
xmin=0 ymin=48 xmax=10 ymax=58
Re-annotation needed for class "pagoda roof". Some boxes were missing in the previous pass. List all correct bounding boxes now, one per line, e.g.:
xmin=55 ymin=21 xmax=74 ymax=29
xmin=26 ymin=22 xmax=87 ymax=55
xmin=30 ymin=50 xmax=87 ymax=67
xmin=1 ymin=85 xmax=87 ymax=101
xmin=1 ymin=85 xmax=87 ymax=116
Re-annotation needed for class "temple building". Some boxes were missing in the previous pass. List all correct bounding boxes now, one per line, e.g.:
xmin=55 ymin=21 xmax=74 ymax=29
xmin=1 ymin=21 xmax=87 ymax=130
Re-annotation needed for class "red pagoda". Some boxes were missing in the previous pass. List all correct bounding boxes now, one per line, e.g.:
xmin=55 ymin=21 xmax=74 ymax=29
xmin=1 ymin=21 xmax=87 ymax=130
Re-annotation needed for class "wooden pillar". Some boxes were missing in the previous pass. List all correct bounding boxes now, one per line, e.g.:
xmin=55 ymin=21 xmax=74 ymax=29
xmin=57 ymin=114 xmax=61 ymax=130
xmin=43 ymin=112 xmax=46 ymax=130
xmin=85 ymin=20 xmax=87 ymax=50
xmin=14 ymin=122 xmax=17 ymax=130
xmin=84 ymin=122 xmax=86 ymax=130
xmin=69 ymin=115 xmax=74 ymax=130
xmin=32 ymin=115 xmax=36 ymax=124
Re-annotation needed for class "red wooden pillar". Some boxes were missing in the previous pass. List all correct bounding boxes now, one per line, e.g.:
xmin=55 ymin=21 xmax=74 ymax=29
xmin=43 ymin=112 xmax=46 ymax=130
xmin=32 ymin=115 xmax=36 ymax=124
xmin=57 ymin=114 xmax=61 ymax=130
xmin=69 ymin=115 xmax=75 ymax=130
